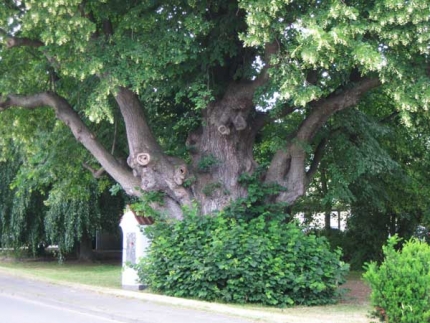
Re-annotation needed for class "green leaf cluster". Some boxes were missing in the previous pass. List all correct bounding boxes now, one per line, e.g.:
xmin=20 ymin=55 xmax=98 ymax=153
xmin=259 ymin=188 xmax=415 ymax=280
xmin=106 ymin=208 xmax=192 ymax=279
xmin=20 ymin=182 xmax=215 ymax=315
xmin=364 ymin=236 xmax=430 ymax=322
xmin=224 ymin=168 xmax=288 ymax=221
xmin=137 ymin=207 xmax=348 ymax=306
xmin=129 ymin=190 xmax=165 ymax=219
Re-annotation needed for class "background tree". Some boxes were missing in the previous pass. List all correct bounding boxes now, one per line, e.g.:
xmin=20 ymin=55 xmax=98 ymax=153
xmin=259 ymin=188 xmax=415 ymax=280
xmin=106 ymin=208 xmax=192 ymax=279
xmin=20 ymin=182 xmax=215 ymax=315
xmin=344 ymin=103 xmax=430 ymax=267
xmin=294 ymin=91 xmax=430 ymax=268
xmin=0 ymin=0 xmax=429 ymax=219
xmin=0 ymin=107 xmax=126 ymax=260
xmin=0 ymin=142 xmax=47 ymax=254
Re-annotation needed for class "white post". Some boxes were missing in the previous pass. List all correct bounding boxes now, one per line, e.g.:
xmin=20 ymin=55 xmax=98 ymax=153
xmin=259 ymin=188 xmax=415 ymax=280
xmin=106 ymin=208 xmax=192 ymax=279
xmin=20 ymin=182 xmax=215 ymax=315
xmin=119 ymin=206 xmax=152 ymax=290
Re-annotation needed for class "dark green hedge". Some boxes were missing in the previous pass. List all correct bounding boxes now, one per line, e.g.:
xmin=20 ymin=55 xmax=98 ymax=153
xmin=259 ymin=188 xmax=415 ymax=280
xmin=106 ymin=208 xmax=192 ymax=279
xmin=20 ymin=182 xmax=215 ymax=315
xmin=137 ymin=211 xmax=349 ymax=306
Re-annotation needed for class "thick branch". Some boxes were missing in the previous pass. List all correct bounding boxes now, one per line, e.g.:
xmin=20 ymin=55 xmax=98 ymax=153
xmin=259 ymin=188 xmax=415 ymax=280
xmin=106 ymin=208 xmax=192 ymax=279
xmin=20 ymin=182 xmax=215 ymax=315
xmin=6 ymin=37 xmax=44 ymax=48
xmin=114 ymin=87 xmax=162 ymax=158
xmin=0 ymin=29 xmax=44 ymax=48
xmin=306 ymin=138 xmax=328 ymax=184
xmin=253 ymin=40 xmax=279 ymax=88
xmin=210 ymin=41 xmax=280 ymax=139
xmin=221 ymin=41 xmax=280 ymax=110
xmin=297 ymin=78 xmax=381 ymax=142
xmin=114 ymin=87 xmax=192 ymax=207
xmin=380 ymin=111 xmax=399 ymax=124
xmin=274 ymin=143 xmax=306 ymax=204
xmin=0 ymin=92 xmax=141 ymax=195
xmin=265 ymin=78 xmax=380 ymax=205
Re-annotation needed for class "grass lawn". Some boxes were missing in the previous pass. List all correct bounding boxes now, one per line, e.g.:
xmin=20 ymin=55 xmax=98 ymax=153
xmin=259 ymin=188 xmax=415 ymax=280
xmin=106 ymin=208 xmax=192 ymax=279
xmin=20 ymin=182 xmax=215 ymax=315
xmin=0 ymin=258 xmax=122 ymax=289
xmin=0 ymin=257 xmax=372 ymax=323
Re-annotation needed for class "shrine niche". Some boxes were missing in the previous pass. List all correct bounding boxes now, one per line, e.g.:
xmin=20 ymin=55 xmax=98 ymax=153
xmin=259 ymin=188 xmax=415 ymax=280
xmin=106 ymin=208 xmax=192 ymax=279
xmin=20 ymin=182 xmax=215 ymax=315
xmin=119 ymin=206 xmax=153 ymax=290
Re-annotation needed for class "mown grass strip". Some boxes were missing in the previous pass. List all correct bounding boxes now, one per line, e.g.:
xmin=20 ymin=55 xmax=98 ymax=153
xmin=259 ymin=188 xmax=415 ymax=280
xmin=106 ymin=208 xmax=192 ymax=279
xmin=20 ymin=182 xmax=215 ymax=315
xmin=0 ymin=259 xmax=122 ymax=288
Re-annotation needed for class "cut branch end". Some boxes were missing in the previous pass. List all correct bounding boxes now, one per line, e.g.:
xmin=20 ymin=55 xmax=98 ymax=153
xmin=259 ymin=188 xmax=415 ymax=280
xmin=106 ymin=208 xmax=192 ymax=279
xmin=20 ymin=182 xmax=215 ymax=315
xmin=218 ymin=125 xmax=230 ymax=135
xmin=136 ymin=153 xmax=151 ymax=166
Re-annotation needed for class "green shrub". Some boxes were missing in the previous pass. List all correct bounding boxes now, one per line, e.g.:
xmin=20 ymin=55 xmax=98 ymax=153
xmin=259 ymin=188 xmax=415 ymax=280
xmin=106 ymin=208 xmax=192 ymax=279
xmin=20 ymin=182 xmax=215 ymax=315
xmin=137 ymin=208 xmax=349 ymax=306
xmin=363 ymin=236 xmax=430 ymax=322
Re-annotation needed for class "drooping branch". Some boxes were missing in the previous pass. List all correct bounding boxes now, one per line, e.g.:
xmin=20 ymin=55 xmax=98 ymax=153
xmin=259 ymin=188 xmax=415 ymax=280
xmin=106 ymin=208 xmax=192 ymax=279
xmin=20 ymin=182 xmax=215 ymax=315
xmin=305 ymin=123 xmax=348 ymax=184
xmin=111 ymin=112 xmax=119 ymax=155
xmin=0 ymin=92 xmax=141 ymax=195
xmin=1 ymin=29 xmax=62 ymax=73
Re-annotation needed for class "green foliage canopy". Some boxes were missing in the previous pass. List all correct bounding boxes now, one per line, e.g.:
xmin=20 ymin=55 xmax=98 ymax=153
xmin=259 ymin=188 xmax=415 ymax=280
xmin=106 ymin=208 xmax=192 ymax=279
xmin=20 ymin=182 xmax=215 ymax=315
xmin=1 ymin=0 xmax=429 ymax=138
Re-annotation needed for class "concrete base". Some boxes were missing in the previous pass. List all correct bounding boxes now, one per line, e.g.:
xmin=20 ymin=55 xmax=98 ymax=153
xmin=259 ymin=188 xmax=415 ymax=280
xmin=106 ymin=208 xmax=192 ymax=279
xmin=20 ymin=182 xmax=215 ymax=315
xmin=122 ymin=284 xmax=146 ymax=291
xmin=121 ymin=267 xmax=143 ymax=290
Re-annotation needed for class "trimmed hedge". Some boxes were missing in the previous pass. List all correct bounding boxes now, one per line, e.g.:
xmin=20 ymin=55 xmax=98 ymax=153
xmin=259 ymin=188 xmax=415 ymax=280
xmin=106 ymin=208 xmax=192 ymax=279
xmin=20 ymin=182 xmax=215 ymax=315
xmin=364 ymin=236 xmax=430 ymax=322
xmin=137 ymin=211 xmax=348 ymax=306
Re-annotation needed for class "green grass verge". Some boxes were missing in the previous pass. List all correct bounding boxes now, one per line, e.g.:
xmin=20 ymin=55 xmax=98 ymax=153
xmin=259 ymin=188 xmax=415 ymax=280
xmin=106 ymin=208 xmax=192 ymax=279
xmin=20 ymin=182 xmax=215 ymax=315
xmin=0 ymin=259 xmax=371 ymax=322
xmin=0 ymin=260 xmax=122 ymax=289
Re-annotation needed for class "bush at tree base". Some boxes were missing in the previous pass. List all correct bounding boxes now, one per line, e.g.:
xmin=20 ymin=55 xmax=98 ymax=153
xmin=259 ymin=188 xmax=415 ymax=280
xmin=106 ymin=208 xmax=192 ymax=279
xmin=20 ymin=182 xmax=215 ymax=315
xmin=136 ymin=209 xmax=349 ymax=306
xmin=363 ymin=236 xmax=430 ymax=322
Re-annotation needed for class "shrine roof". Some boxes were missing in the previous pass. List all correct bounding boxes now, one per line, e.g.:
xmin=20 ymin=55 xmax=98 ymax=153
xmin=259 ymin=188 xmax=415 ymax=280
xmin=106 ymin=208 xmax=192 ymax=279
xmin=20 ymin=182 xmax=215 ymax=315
xmin=121 ymin=206 xmax=154 ymax=226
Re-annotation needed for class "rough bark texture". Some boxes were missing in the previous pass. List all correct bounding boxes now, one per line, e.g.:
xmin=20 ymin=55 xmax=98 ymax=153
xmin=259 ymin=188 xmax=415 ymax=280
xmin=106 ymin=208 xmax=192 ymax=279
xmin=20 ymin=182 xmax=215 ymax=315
xmin=187 ymin=82 xmax=260 ymax=214
xmin=114 ymin=87 xmax=192 ymax=219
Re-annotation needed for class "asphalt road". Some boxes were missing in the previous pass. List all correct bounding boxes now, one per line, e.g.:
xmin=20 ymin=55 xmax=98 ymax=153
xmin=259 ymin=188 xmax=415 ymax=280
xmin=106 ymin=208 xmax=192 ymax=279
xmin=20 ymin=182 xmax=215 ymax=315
xmin=0 ymin=273 xmax=256 ymax=323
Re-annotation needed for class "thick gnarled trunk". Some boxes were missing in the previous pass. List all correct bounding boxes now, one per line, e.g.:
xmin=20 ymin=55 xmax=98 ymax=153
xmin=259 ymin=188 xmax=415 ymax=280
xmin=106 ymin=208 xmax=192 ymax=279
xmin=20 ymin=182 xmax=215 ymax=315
xmin=114 ymin=88 xmax=193 ymax=219
xmin=187 ymin=86 xmax=259 ymax=214
xmin=115 ymin=83 xmax=260 ymax=216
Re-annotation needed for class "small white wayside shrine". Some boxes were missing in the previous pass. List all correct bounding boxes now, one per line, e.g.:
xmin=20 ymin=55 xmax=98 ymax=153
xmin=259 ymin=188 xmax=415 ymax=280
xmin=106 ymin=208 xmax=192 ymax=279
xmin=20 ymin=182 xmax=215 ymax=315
xmin=119 ymin=206 xmax=153 ymax=290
